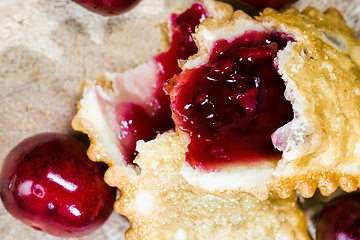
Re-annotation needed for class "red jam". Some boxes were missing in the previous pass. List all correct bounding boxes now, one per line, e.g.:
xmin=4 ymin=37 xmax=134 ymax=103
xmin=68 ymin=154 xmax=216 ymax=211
xmin=116 ymin=3 xmax=208 ymax=163
xmin=169 ymin=31 xmax=294 ymax=171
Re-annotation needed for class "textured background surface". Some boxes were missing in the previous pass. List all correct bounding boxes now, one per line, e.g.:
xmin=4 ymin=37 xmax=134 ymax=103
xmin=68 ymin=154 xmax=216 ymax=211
xmin=0 ymin=0 xmax=359 ymax=239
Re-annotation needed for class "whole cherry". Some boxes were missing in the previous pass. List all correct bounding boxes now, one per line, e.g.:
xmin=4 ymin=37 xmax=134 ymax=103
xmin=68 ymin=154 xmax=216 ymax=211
xmin=72 ymin=0 xmax=142 ymax=16
xmin=234 ymin=0 xmax=297 ymax=10
xmin=0 ymin=133 xmax=117 ymax=238
xmin=316 ymin=192 xmax=360 ymax=240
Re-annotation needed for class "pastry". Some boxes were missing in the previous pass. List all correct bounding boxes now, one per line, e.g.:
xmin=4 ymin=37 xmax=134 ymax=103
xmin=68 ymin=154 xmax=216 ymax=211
xmin=72 ymin=1 xmax=311 ymax=239
xmin=2 ymin=0 xmax=360 ymax=239
xmin=117 ymin=130 xmax=309 ymax=239
xmin=166 ymin=6 xmax=360 ymax=200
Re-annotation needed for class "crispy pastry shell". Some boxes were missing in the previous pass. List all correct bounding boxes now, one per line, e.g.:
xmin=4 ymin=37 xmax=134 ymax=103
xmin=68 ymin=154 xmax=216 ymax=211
xmin=171 ymin=7 xmax=360 ymax=200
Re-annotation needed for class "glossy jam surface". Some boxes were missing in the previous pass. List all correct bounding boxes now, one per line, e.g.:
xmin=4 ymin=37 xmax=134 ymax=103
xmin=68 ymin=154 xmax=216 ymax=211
xmin=71 ymin=0 xmax=142 ymax=16
xmin=170 ymin=31 xmax=294 ymax=171
xmin=117 ymin=3 xmax=208 ymax=163
xmin=316 ymin=192 xmax=360 ymax=240
xmin=0 ymin=133 xmax=116 ymax=238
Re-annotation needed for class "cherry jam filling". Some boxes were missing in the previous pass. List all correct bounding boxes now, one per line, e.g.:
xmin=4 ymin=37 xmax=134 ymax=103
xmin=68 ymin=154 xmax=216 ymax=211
xmin=171 ymin=31 xmax=294 ymax=171
xmin=116 ymin=3 xmax=208 ymax=163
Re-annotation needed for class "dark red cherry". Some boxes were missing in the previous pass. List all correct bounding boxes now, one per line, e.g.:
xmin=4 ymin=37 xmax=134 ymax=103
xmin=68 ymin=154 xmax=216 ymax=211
xmin=72 ymin=0 xmax=142 ymax=16
xmin=316 ymin=192 xmax=360 ymax=240
xmin=0 ymin=133 xmax=116 ymax=238
xmin=234 ymin=0 xmax=297 ymax=10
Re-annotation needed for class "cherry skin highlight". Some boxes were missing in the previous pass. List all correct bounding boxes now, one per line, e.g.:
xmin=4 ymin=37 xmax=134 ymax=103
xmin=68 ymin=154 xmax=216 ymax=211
xmin=0 ymin=133 xmax=116 ymax=238
xmin=72 ymin=0 xmax=141 ymax=16
xmin=316 ymin=192 xmax=360 ymax=240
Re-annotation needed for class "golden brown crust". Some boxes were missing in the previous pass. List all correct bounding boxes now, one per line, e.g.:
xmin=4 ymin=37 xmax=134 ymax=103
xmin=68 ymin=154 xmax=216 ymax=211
xmin=73 ymin=0 xmax=360 ymax=202
xmin=118 ymin=131 xmax=310 ymax=239
xmin=257 ymin=7 xmax=360 ymax=198
xmin=72 ymin=0 xmax=236 ymax=188
xmin=169 ymin=6 xmax=360 ymax=200
xmin=170 ymin=11 xmax=277 ymax=201
xmin=74 ymin=103 xmax=310 ymax=239
xmin=72 ymin=2 xmax=311 ymax=239
xmin=260 ymin=7 xmax=360 ymax=66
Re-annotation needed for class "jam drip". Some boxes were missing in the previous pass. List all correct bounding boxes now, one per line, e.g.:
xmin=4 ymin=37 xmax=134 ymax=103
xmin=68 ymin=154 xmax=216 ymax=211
xmin=171 ymin=31 xmax=294 ymax=171
xmin=116 ymin=3 xmax=208 ymax=163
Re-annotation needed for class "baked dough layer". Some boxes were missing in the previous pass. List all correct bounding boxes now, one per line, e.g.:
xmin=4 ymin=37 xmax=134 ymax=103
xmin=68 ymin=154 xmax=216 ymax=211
xmin=71 ymin=1 xmax=311 ymax=239
xmin=173 ymin=6 xmax=360 ymax=199
xmin=73 ymin=77 xmax=310 ymax=240
xmin=118 ymin=131 xmax=310 ymax=240
xmin=261 ymin=7 xmax=360 ymax=198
